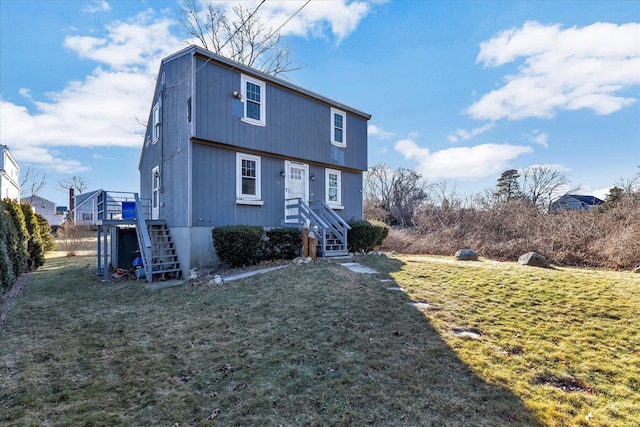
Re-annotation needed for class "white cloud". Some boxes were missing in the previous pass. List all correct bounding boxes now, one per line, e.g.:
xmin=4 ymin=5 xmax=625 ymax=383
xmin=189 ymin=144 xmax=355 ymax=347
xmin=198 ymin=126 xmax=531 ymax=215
xmin=1 ymin=11 xmax=183 ymax=174
xmin=207 ymin=0 xmax=371 ymax=43
xmin=467 ymin=21 xmax=640 ymax=120
xmin=83 ymin=0 xmax=111 ymax=14
xmin=524 ymin=129 xmax=549 ymax=148
xmin=448 ymin=122 xmax=495 ymax=143
xmin=394 ymin=135 xmax=533 ymax=179
xmin=368 ymin=124 xmax=394 ymax=139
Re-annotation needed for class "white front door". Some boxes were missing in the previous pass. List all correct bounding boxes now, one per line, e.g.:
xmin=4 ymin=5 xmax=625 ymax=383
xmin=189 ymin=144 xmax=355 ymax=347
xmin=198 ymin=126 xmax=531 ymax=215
xmin=284 ymin=161 xmax=309 ymax=223
xmin=152 ymin=165 xmax=160 ymax=220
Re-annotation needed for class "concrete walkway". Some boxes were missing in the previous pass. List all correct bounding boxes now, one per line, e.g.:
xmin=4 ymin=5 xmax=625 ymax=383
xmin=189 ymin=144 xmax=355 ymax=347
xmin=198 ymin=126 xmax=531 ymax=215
xmin=338 ymin=262 xmax=378 ymax=274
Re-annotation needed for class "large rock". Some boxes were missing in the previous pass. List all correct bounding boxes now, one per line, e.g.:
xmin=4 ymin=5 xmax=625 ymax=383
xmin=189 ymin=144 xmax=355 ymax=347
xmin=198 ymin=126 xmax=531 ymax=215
xmin=518 ymin=251 xmax=550 ymax=268
xmin=634 ymin=266 xmax=640 ymax=274
xmin=455 ymin=249 xmax=478 ymax=261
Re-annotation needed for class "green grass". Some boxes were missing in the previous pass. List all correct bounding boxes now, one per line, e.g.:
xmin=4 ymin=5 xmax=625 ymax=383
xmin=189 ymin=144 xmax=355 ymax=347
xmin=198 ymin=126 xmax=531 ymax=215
xmin=2 ymin=252 xmax=637 ymax=426
xmin=358 ymin=254 xmax=640 ymax=427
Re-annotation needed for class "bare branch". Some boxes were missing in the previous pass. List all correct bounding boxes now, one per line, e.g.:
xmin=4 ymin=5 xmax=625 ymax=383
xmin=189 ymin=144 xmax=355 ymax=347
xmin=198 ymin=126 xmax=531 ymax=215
xmin=180 ymin=2 xmax=301 ymax=77
xmin=20 ymin=168 xmax=48 ymax=203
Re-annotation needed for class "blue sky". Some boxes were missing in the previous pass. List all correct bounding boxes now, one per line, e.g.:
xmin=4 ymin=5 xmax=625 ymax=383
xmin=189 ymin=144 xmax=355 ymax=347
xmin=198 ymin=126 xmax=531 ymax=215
xmin=1 ymin=0 xmax=638 ymax=206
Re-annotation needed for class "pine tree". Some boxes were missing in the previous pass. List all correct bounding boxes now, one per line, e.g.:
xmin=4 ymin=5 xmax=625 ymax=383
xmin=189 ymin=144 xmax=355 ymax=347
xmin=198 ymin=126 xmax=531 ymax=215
xmin=494 ymin=169 xmax=522 ymax=202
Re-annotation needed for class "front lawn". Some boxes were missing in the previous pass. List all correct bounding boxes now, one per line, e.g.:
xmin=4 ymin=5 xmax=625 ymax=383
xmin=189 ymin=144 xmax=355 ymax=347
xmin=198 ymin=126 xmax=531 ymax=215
xmin=1 ymin=252 xmax=637 ymax=426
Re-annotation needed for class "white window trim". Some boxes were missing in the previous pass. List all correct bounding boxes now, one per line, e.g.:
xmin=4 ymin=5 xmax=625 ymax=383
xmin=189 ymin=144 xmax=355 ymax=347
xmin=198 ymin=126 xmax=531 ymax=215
xmin=241 ymin=74 xmax=266 ymax=127
xmin=236 ymin=152 xmax=263 ymax=205
xmin=325 ymin=168 xmax=343 ymax=210
xmin=152 ymin=102 xmax=160 ymax=144
xmin=330 ymin=108 xmax=346 ymax=147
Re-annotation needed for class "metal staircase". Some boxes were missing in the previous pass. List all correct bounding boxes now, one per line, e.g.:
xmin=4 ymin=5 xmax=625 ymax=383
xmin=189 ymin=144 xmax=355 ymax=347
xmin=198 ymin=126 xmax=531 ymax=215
xmin=285 ymin=198 xmax=351 ymax=257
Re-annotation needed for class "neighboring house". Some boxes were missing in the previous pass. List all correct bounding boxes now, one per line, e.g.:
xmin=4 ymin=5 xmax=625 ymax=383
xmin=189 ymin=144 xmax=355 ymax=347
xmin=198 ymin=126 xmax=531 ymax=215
xmin=74 ymin=189 xmax=118 ymax=225
xmin=139 ymin=46 xmax=371 ymax=271
xmin=550 ymin=194 xmax=604 ymax=212
xmin=20 ymin=195 xmax=67 ymax=227
xmin=0 ymin=144 xmax=21 ymax=200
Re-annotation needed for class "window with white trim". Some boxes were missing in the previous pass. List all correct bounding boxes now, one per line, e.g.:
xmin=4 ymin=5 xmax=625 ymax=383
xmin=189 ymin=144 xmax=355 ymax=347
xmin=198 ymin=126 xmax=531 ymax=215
xmin=236 ymin=153 xmax=263 ymax=205
xmin=326 ymin=168 xmax=342 ymax=209
xmin=152 ymin=102 xmax=161 ymax=143
xmin=241 ymin=74 xmax=266 ymax=126
xmin=330 ymin=108 xmax=346 ymax=147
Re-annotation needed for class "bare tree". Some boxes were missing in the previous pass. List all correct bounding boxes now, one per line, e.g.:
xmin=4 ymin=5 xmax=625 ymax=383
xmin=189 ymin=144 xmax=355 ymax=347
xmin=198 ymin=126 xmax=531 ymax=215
xmin=57 ymin=176 xmax=89 ymax=194
xmin=520 ymin=165 xmax=572 ymax=211
xmin=20 ymin=168 xmax=48 ymax=203
xmin=364 ymin=163 xmax=428 ymax=226
xmin=180 ymin=0 xmax=301 ymax=77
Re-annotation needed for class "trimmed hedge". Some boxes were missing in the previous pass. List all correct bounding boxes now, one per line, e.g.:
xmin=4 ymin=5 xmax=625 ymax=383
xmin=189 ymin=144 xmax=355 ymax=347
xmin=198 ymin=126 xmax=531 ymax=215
xmin=212 ymin=226 xmax=302 ymax=268
xmin=347 ymin=219 xmax=389 ymax=253
xmin=264 ymin=228 xmax=302 ymax=260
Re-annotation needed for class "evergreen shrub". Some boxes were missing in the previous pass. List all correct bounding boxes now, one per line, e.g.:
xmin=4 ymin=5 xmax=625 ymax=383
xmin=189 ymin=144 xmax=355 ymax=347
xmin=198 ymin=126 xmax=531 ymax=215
xmin=21 ymin=204 xmax=45 ymax=269
xmin=264 ymin=228 xmax=301 ymax=260
xmin=212 ymin=225 xmax=264 ymax=267
xmin=35 ymin=213 xmax=56 ymax=252
xmin=212 ymin=226 xmax=302 ymax=267
xmin=347 ymin=219 xmax=389 ymax=253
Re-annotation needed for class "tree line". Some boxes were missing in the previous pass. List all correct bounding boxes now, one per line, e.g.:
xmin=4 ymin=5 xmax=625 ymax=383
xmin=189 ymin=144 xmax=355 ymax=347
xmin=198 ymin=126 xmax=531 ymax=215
xmin=364 ymin=164 xmax=640 ymax=269
xmin=1 ymin=199 xmax=55 ymax=296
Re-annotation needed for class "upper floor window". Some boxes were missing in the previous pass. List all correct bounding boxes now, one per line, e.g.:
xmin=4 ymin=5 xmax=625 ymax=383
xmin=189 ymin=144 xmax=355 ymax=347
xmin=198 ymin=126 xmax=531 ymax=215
xmin=236 ymin=152 xmax=264 ymax=205
xmin=152 ymin=102 xmax=161 ymax=143
xmin=325 ymin=168 xmax=343 ymax=209
xmin=241 ymin=74 xmax=266 ymax=126
xmin=331 ymin=108 xmax=346 ymax=147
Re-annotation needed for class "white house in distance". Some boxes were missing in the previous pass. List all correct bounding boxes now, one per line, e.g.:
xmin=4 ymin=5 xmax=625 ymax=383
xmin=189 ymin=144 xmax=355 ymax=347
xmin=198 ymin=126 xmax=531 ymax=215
xmin=0 ymin=144 xmax=20 ymax=200
xmin=20 ymin=195 xmax=67 ymax=227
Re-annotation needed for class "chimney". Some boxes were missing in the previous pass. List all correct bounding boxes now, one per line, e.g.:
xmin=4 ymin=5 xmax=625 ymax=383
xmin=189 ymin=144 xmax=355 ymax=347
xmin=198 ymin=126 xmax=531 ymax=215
xmin=68 ymin=188 xmax=75 ymax=223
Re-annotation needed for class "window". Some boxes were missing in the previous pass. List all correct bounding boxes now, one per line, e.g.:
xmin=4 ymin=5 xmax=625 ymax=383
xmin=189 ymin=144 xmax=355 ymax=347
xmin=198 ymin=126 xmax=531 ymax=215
xmin=331 ymin=108 xmax=346 ymax=147
xmin=152 ymin=102 xmax=161 ymax=143
xmin=325 ymin=168 xmax=342 ymax=209
xmin=236 ymin=153 xmax=263 ymax=205
xmin=241 ymin=74 xmax=266 ymax=126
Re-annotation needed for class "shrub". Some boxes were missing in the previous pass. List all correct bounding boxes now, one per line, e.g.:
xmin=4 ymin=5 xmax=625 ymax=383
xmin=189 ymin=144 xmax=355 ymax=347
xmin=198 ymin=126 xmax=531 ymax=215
xmin=1 ymin=200 xmax=29 ymax=276
xmin=212 ymin=225 xmax=264 ymax=267
xmin=347 ymin=219 xmax=389 ymax=253
xmin=264 ymin=228 xmax=301 ymax=260
xmin=57 ymin=222 xmax=88 ymax=256
xmin=21 ymin=204 xmax=45 ymax=269
xmin=35 ymin=213 xmax=56 ymax=252
xmin=212 ymin=226 xmax=302 ymax=267
xmin=0 ymin=206 xmax=16 ymax=293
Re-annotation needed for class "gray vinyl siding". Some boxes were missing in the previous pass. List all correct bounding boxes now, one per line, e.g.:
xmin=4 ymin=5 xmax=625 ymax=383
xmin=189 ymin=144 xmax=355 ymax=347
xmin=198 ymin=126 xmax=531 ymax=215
xmin=139 ymin=53 xmax=193 ymax=226
xmin=191 ymin=143 xmax=363 ymax=227
xmin=193 ymin=57 xmax=368 ymax=172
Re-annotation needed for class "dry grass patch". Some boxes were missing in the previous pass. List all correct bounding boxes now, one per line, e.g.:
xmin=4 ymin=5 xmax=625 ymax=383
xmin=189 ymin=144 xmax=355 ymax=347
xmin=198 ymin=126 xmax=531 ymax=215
xmin=0 ymin=253 xmax=542 ymax=426
xmin=357 ymin=254 xmax=640 ymax=427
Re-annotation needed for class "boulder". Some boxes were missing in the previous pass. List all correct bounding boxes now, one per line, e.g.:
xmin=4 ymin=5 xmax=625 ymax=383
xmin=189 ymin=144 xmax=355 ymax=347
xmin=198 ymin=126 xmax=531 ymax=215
xmin=518 ymin=251 xmax=550 ymax=268
xmin=455 ymin=249 xmax=478 ymax=261
xmin=634 ymin=266 xmax=640 ymax=274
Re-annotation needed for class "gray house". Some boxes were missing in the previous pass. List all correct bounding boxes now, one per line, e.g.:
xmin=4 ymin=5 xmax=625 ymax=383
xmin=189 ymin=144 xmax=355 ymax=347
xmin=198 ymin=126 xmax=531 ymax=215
xmin=550 ymin=194 xmax=604 ymax=212
xmin=138 ymin=46 xmax=371 ymax=273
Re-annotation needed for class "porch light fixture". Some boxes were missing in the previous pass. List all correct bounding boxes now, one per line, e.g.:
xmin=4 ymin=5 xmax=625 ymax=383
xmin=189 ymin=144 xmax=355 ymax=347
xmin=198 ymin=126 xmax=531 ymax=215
xmin=233 ymin=90 xmax=242 ymax=99
xmin=310 ymin=175 xmax=315 ymax=181
xmin=280 ymin=171 xmax=286 ymax=177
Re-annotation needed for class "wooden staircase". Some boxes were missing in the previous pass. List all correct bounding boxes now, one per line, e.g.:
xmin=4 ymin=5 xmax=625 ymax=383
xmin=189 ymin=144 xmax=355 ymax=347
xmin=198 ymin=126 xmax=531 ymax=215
xmin=131 ymin=194 xmax=181 ymax=283
xmin=285 ymin=199 xmax=351 ymax=257
xmin=147 ymin=221 xmax=182 ymax=281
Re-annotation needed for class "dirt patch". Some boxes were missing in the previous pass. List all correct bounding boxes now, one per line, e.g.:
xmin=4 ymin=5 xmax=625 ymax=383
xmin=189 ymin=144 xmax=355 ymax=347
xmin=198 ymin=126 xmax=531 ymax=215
xmin=534 ymin=375 xmax=597 ymax=394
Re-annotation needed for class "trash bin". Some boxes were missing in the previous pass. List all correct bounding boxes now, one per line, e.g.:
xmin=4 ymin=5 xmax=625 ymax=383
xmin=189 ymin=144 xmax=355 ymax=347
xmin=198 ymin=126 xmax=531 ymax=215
xmin=122 ymin=201 xmax=135 ymax=220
